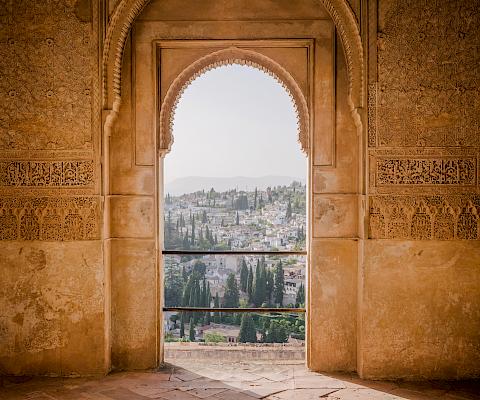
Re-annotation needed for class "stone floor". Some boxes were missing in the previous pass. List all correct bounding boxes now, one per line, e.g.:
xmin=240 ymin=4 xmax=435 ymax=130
xmin=2 ymin=360 xmax=480 ymax=399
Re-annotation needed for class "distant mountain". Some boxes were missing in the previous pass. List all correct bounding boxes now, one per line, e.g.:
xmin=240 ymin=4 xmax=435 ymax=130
xmin=165 ymin=176 xmax=305 ymax=196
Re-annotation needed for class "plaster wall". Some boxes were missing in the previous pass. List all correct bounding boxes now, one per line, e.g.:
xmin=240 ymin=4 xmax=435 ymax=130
xmin=0 ymin=241 xmax=105 ymax=376
xmin=0 ymin=0 xmax=105 ymax=376
xmin=109 ymin=0 xmax=360 ymax=372
xmin=360 ymin=0 xmax=480 ymax=379
xmin=0 ymin=0 xmax=478 ymax=380
xmin=360 ymin=241 xmax=480 ymax=380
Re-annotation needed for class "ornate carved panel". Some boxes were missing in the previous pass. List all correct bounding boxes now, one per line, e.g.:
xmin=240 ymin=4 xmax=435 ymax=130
xmin=374 ymin=0 xmax=480 ymax=148
xmin=0 ymin=160 xmax=94 ymax=188
xmin=0 ymin=197 xmax=100 ymax=241
xmin=369 ymin=195 xmax=479 ymax=240
xmin=0 ymin=0 xmax=96 ymax=152
xmin=374 ymin=157 xmax=476 ymax=187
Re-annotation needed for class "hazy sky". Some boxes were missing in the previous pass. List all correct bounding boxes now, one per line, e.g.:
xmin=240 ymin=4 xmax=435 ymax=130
xmin=165 ymin=64 xmax=307 ymax=183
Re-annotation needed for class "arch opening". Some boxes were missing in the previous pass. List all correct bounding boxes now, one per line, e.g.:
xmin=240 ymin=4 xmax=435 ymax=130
xmin=162 ymin=61 xmax=308 ymax=362
xmin=159 ymin=48 xmax=310 ymax=156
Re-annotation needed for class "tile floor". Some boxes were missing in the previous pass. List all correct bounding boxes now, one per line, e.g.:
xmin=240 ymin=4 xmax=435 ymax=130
xmin=2 ymin=360 xmax=479 ymax=399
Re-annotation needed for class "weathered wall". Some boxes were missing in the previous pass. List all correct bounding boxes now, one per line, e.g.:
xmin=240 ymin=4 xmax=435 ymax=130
xmin=361 ymin=241 xmax=480 ymax=379
xmin=108 ymin=0 xmax=362 ymax=372
xmin=0 ymin=241 xmax=105 ymax=376
xmin=1 ymin=0 xmax=479 ymax=380
xmin=0 ymin=0 xmax=106 ymax=375
xmin=361 ymin=0 xmax=480 ymax=379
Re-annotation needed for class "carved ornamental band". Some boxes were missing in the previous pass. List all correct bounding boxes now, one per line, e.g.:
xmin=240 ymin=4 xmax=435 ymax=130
xmin=375 ymin=158 xmax=476 ymax=186
xmin=369 ymin=196 xmax=480 ymax=240
xmin=0 ymin=161 xmax=94 ymax=187
xmin=0 ymin=197 xmax=100 ymax=241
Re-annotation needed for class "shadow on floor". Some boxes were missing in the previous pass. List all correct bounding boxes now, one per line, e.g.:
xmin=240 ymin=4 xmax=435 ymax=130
xmin=2 ymin=361 xmax=480 ymax=399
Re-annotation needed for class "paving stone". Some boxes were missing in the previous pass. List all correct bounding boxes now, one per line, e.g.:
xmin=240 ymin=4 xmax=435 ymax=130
xmin=324 ymin=388 xmax=403 ymax=399
xmin=294 ymin=376 xmax=347 ymax=389
xmin=100 ymin=387 xmax=152 ymax=399
xmin=267 ymin=388 xmax=339 ymax=399
xmin=158 ymin=389 xmax=207 ymax=400
xmin=185 ymin=387 xmax=228 ymax=398
xmin=212 ymin=389 xmax=261 ymax=399
xmin=2 ymin=362 xmax=479 ymax=400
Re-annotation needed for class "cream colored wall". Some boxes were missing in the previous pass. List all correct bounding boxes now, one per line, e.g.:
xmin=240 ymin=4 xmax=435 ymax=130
xmin=0 ymin=0 xmax=106 ymax=376
xmin=108 ymin=0 xmax=362 ymax=372
xmin=360 ymin=241 xmax=480 ymax=379
xmin=0 ymin=0 xmax=478 ymax=379
xmin=360 ymin=0 xmax=480 ymax=379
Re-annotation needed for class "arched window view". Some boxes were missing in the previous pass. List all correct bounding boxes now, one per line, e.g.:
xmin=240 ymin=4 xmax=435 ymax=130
xmin=163 ymin=64 xmax=307 ymax=361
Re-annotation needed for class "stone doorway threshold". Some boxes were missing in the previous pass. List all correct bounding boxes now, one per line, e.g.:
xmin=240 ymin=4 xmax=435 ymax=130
xmin=164 ymin=342 xmax=305 ymax=362
xmin=2 ymin=361 xmax=480 ymax=399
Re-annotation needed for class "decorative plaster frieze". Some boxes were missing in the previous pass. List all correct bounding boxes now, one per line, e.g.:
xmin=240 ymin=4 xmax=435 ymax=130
xmin=0 ymin=161 xmax=95 ymax=188
xmin=375 ymin=157 xmax=476 ymax=186
xmin=0 ymin=197 xmax=101 ymax=241
xmin=369 ymin=195 xmax=479 ymax=240
xmin=0 ymin=0 xmax=97 ymax=151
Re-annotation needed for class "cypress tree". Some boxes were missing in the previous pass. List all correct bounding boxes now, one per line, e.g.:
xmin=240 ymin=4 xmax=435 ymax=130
xmin=266 ymin=268 xmax=274 ymax=304
xmin=296 ymin=283 xmax=305 ymax=307
xmin=238 ymin=313 xmax=257 ymax=343
xmin=206 ymin=282 xmax=211 ymax=307
xmin=191 ymin=215 xmax=195 ymax=245
xmin=286 ymin=200 xmax=292 ymax=220
xmin=180 ymin=317 xmax=185 ymax=338
xmin=273 ymin=260 xmax=285 ymax=306
xmin=222 ymin=273 xmax=239 ymax=308
xmin=246 ymin=265 xmax=254 ymax=303
xmin=202 ymin=279 xmax=207 ymax=306
xmin=253 ymin=259 xmax=266 ymax=307
xmin=236 ymin=211 xmax=240 ymax=225
xmin=189 ymin=318 xmax=195 ymax=342
xmin=239 ymin=258 xmax=248 ymax=292
xmin=183 ymin=229 xmax=190 ymax=249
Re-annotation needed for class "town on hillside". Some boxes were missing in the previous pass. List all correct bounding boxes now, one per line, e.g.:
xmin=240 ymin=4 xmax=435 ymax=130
xmin=163 ymin=182 xmax=306 ymax=345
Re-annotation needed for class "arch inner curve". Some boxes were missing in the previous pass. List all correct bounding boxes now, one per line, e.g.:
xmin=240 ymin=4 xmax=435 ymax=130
xmin=159 ymin=47 xmax=310 ymax=156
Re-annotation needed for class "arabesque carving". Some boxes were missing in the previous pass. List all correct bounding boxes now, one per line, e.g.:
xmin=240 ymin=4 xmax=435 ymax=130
xmin=369 ymin=195 xmax=479 ymax=240
xmin=0 ymin=0 xmax=96 ymax=151
xmin=102 ymin=0 xmax=364 ymax=111
xmin=376 ymin=0 xmax=480 ymax=148
xmin=0 ymin=161 xmax=94 ymax=187
xmin=159 ymin=48 xmax=309 ymax=155
xmin=375 ymin=157 xmax=476 ymax=186
xmin=0 ymin=197 xmax=100 ymax=241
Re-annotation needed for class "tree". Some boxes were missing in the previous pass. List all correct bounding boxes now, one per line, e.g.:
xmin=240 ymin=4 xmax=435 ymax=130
xmin=246 ymin=265 xmax=254 ymax=303
xmin=189 ymin=318 xmax=196 ymax=341
xmin=222 ymin=273 xmax=239 ymax=308
xmin=253 ymin=259 xmax=266 ymax=307
xmin=266 ymin=268 xmax=274 ymax=304
xmin=191 ymin=215 xmax=196 ymax=245
xmin=273 ymin=260 xmax=285 ymax=306
xmin=235 ymin=211 xmax=240 ymax=225
xmin=296 ymin=283 xmax=305 ymax=307
xmin=238 ymin=313 xmax=257 ymax=343
xmin=239 ymin=258 xmax=248 ymax=292
xmin=180 ymin=317 xmax=185 ymax=338
xmin=286 ymin=199 xmax=292 ymax=220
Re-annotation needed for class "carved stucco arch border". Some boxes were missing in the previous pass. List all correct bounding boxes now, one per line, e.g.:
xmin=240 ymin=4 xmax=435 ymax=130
xmin=102 ymin=0 xmax=364 ymax=126
xmin=159 ymin=48 xmax=310 ymax=155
